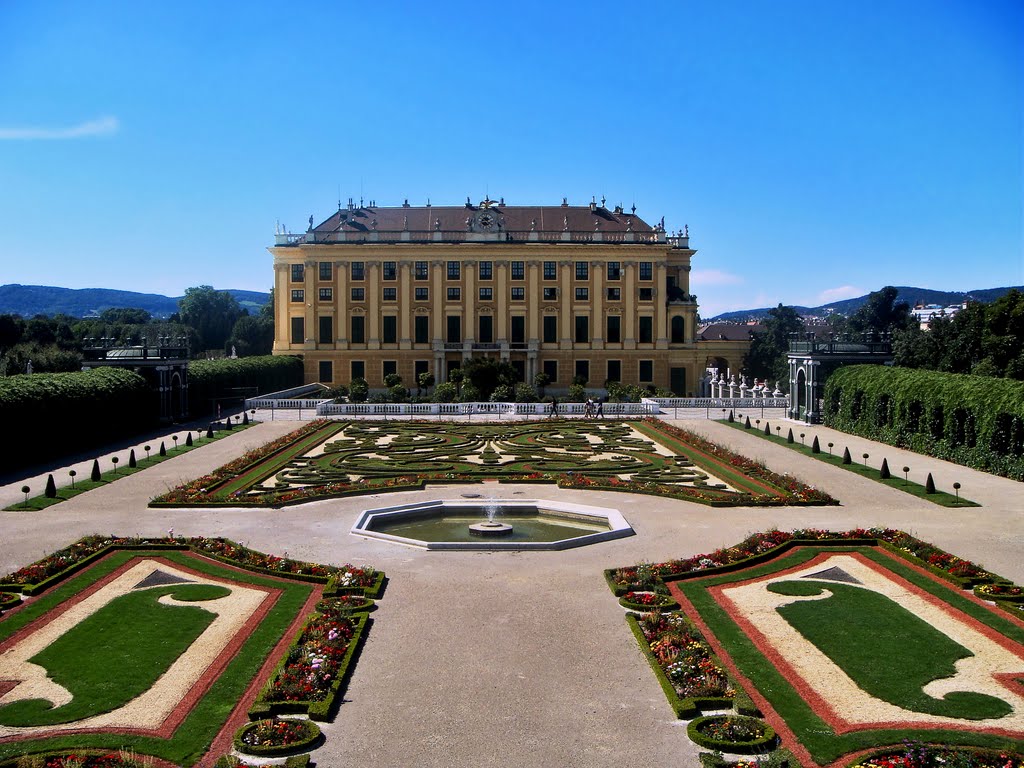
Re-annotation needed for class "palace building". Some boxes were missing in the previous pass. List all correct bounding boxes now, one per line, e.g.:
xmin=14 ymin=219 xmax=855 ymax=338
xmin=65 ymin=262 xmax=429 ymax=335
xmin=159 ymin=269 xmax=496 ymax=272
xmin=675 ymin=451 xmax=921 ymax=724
xmin=269 ymin=196 xmax=747 ymax=395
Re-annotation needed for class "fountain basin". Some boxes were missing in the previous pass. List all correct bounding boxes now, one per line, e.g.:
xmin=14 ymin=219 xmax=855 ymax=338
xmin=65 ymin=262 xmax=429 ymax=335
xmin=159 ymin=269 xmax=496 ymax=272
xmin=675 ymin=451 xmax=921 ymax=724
xmin=351 ymin=499 xmax=633 ymax=551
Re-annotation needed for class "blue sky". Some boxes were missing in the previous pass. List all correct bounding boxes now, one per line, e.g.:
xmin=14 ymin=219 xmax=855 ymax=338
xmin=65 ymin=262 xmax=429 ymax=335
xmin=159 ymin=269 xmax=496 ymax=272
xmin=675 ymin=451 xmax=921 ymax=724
xmin=1 ymin=0 xmax=1021 ymax=318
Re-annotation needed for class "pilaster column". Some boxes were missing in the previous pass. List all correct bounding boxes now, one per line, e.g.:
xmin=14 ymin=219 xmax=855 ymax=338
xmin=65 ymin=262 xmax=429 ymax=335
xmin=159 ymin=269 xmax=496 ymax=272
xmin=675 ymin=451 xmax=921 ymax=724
xmin=655 ymin=263 xmax=668 ymax=348
xmin=431 ymin=261 xmax=444 ymax=340
xmin=336 ymin=262 xmax=348 ymax=345
xmin=464 ymin=261 xmax=476 ymax=342
xmin=623 ymin=261 xmax=637 ymax=348
xmin=559 ymin=260 xmax=572 ymax=348
xmin=399 ymin=261 xmax=412 ymax=348
xmin=303 ymin=259 xmax=315 ymax=349
xmin=367 ymin=261 xmax=380 ymax=348
xmin=497 ymin=260 xmax=510 ymax=340
xmin=273 ymin=263 xmax=289 ymax=350
xmin=591 ymin=261 xmax=604 ymax=347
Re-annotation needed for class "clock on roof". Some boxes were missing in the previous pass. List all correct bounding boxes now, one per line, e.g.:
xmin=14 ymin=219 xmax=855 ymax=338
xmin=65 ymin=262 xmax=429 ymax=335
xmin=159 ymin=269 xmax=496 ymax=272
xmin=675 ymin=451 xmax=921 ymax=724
xmin=473 ymin=210 xmax=498 ymax=232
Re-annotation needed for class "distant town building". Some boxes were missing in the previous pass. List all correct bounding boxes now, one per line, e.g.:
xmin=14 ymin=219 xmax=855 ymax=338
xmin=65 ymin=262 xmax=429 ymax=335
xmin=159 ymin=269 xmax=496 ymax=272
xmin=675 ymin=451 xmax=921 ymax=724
xmin=911 ymin=302 xmax=966 ymax=329
xmin=269 ymin=197 xmax=749 ymax=395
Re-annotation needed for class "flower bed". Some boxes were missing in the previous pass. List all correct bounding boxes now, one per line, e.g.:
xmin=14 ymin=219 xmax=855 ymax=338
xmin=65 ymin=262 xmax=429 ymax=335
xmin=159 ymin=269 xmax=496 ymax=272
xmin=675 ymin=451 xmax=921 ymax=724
xmin=974 ymin=583 xmax=1024 ymax=603
xmin=214 ymin=756 xmax=311 ymax=768
xmin=619 ymin=591 xmax=678 ymax=611
xmin=316 ymin=594 xmax=374 ymax=613
xmin=848 ymin=745 xmax=1024 ymax=768
xmin=251 ymin=599 xmax=368 ymax=721
xmin=687 ymin=715 xmax=777 ymax=754
xmin=234 ymin=718 xmax=321 ymax=756
xmin=0 ymin=591 xmax=21 ymax=611
xmin=0 ymin=751 xmax=172 ymax=767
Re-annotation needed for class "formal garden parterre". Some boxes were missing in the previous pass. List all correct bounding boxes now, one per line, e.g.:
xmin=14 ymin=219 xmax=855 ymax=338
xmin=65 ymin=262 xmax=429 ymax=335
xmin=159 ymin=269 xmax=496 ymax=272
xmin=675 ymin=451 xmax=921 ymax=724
xmin=0 ymin=537 xmax=381 ymax=767
xmin=150 ymin=418 xmax=835 ymax=508
xmin=608 ymin=529 xmax=1024 ymax=767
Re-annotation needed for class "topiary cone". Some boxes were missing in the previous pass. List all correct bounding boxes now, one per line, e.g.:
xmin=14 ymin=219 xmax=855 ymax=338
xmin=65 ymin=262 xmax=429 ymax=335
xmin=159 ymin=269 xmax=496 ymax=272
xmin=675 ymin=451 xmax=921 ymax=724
xmin=224 ymin=416 xmax=233 ymax=430
xmin=728 ymin=410 xmax=734 ymax=423
xmin=842 ymin=447 xmax=852 ymax=465
xmin=159 ymin=442 xmax=166 ymax=457
xmin=128 ymin=448 xmax=137 ymax=468
xmin=787 ymin=428 xmax=794 ymax=443
xmin=44 ymin=474 xmax=57 ymax=498
xmin=880 ymin=458 xmax=890 ymax=479
xmin=925 ymin=473 xmax=936 ymax=494
xmin=744 ymin=416 xmax=751 ymax=429
xmin=206 ymin=426 xmax=214 ymax=439
xmin=185 ymin=432 xmax=193 ymax=446
xmin=764 ymin=421 xmax=771 ymax=436
xmin=242 ymin=411 xmax=249 ymax=425
xmin=91 ymin=459 xmax=101 ymax=482
xmin=811 ymin=436 xmax=820 ymax=453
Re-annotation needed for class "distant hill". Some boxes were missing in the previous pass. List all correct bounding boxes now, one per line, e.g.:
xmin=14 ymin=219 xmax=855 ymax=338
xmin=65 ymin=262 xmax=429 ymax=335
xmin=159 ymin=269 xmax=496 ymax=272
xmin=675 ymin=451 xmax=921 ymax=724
xmin=708 ymin=286 xmax=1022 ymax=322
xmin=0 ymin=285 xmax=270 ymax=318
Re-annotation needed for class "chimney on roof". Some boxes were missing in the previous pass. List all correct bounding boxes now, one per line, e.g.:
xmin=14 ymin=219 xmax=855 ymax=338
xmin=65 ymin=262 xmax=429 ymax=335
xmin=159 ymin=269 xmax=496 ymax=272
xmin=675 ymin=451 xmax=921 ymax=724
xmin=403 ymin=199 xmax=410 ymax=208
xmin=499 ymin=197 xmax=504 ymax=206
xmin=347 ymin=197 xmax=355 ymax=211
xmin=589 ymin=196 xmax=596 ymax=212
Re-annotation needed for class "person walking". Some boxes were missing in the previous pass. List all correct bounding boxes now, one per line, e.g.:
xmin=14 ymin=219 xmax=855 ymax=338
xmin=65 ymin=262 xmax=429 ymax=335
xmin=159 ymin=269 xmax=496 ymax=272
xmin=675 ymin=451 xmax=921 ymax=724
xmin=550 ymin=397 xmax=559 ymax=418
xmin=596 ymin=397 xmax=604 ymax=419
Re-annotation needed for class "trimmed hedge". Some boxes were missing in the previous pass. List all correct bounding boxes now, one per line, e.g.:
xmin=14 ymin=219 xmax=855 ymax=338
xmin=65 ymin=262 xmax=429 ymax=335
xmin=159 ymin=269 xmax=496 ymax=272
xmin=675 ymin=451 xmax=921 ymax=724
xmin=687 ymin=715 xmax=778 ymax=754
xmin=234 ymin=718 xmax=321 ymax=756
xmin=188 ymin=354 xmax=303 ymax=417
xmin=0 ymin=367 xmax=152 ymax=470
xmin=823 ymin=365 xmax=1024 ymax=480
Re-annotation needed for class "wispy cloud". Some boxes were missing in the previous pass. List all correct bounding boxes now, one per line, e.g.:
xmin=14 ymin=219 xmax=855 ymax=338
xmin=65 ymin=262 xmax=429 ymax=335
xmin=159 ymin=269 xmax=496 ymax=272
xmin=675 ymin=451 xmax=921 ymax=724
xmin=690 ymin=269 xmax=743 ymax=286
xmin=816 ymin=285 xmax=863 ymax=304
xmin=0 ymin=116 xmax=120 ymax=140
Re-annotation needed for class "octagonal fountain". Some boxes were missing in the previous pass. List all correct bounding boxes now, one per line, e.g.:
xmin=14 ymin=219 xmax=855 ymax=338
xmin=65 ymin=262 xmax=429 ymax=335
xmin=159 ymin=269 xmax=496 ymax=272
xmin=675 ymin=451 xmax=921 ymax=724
xmin=351 ymin=499 xmax=633 ymax=550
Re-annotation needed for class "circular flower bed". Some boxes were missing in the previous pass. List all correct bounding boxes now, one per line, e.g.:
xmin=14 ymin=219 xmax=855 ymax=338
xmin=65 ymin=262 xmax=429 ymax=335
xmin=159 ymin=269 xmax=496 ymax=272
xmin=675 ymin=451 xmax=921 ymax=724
xmin=974 ymin=583 xmax=1024 ymax=603
xmin=619 ymin=591 xmax=679 ymax=611
xmin=318 ymin=594 xmax=375 ymax=613
xmin=234 ymin=717 xmax=321 ymax=756
xmin=687 ymin=715 xmax=777 ymax=754
xmin=0 ymin=592 xmax=22 ymax=611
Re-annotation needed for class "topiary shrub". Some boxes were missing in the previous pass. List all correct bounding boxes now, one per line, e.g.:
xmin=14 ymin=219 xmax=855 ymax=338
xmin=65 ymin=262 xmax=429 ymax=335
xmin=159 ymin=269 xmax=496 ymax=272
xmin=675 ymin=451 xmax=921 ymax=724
xmin=786 ymin=428 xmax=794 ymax=444
xmin=763 ymin=421 xmax=771 ymax=435
xmin=186 ymin=432 xmax=193 ymax=446
xmin=243 ymin=411 xmax=249 ymax=424
xmin=728 ymin=410 xmax=734 ymax=423
xmin=44 ymin=474 xmax=56 ymax=498
xmin=159 ymin=441 xmax=167 ymax=457
xmin=811 ymin=436 xmax=820 ymax=453
xmin=842 ymin=447 xmax=852 ymax=465
xmin=91 ymin=459 xmax=101 ymax=481
xmin=744 ymin=416 xmax=751 ymax=429
xmin=128 ymin=448 xmax=137 ymax=468
xmin=880 ymin=458 xmax=890 ymax=479
xmin=925 ymin=472 xmax=936 ymax=494
xmin=207 ymin=426 xmax=214 ymax=438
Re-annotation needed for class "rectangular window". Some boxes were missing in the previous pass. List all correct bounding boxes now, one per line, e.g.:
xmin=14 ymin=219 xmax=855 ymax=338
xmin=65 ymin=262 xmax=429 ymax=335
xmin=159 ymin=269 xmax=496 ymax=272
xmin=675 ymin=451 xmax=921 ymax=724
xmin=511 ymin=287 xmax=525 ymax=301
xmin=383 ymin=316 xmax=397 ymax=344
xmin=447 ymin=261 xmax=461 ymax=280
xmin=574 ymin=287 xmax=589 ymax=301
xmin=351 ymin=287 xmax=365 ymax=301
xmin=478 ymin=261 xmax=492 ymax=280
xmin=351 ymin=360 xmax=365 ymax=381
xmin=383 ymin=287 xmax=397 ymax=301
xmin=383 ymin=261 xmax=397 ymax=280
xmin=318 ymin=360 xmax=333 ymax=383
xmin=350 ymin=315 xmax=365 ymax=344
xmin=575 ymin=261 xmax=589 ymax=280
xmin=511 ymin=261 xmax=525 ymax=280
xmin=607 ymin=261 xmax=621 ymax=280
xmin=639 ymin=261 xmax=653 ymax=281
xmin=479 ymin=315 xmax=493 ymax=343
xmin=291 ymin=264 xmax=304 ymax=282
xmin=606 ymin=360 xmax=621 ymax=383
xmin=575 ymin=360 xmax=590 ymax=384
xmin=511 ymin=315 xmax=525 ymax=344
xmin=350 ymin=262 xmax=365 ymax=280
xmin=479 ymin=287 xmax=493 ymax=301
xmin=290 ymin=317 xmax=304 ymax=344
xmin=319 ymin=261 xmax=332 ymax=281
xmin=606 ymin=287 xmax=620 ymax=301
xmin=638 ymin=287 xmax=654 ymax=301
xmin=606 ymin=316 xmax=621 ymax=343
xmin=639 ymin=360 xmax=654 ymax=381
xmin=446 ymin=315 xmax=461 ymax=344
xmin=543 ymin=261 xmax=556 ymax=280
xmin=383 ymin=360 xmax=397 ymax=378
xmin=415 ymin=261 xmax=428 ymax=280
xmin=318 ymin=287 xmax=333 ymax=301
xmin=574 ymin=315 xmax=589 ymax=344
xmin=543 ymin=359 xmax=558 ymax=383
xmin=318 ymin=315 xmax=333 ymax=344
xmin=291 ymin=289 xmax=304 ymax=302
xmin=543 ymin=315 xmax=557 ymax=343
xmin=511 ymin=360 xmax=525 ymax=382
xmin=415 ymin=287 xmax=429 ymax=301
xmin=414 ymin=315 xmax=429 ymax=344
xmin=447 ymin=287 xmax=461 ymax=301
xmin=543 ymin=287 xmax=557 ymax=301
xmin=639 ymin=316 xmax=653 ymax=343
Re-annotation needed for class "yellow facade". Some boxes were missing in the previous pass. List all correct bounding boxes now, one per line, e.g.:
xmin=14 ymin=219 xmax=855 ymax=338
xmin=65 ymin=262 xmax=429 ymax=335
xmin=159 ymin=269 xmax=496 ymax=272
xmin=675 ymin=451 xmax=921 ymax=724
xmin=269 ymin=201 xmax=747 ymax=395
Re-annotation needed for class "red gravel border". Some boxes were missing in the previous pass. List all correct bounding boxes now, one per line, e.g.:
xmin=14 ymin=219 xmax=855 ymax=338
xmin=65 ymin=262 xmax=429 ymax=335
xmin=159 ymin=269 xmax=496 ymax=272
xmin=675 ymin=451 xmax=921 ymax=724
xmin=668 ymin=546 xmax=1024 ymax=768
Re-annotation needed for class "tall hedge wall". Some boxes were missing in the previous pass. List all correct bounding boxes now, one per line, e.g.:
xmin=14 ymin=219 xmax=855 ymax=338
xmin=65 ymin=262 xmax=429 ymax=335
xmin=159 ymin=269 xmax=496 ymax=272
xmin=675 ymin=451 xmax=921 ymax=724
xmin=189 ymin=355 xmax=303 ymax=416
xmin=0 ymin=367 xmax=152 ymax=470
xmin=823 ymin=365 xmax=1024 ymax=480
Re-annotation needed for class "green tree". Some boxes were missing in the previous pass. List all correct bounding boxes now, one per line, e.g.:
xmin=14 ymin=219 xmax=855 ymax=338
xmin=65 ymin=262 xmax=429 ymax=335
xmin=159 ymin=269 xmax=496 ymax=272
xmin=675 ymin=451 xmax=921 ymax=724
xmin=178 ymin=286 xmax=242 ymax=353
xmin=744 ymin=304 xmax=803 ymax=386
xmin=417 ymin=370 xmax=435 ymax=396
xmin=348 ymin=377 xmax=369 ymax=402
xmin=227 ymin=315 xmax=274 ymax=356
xmin=533 ymin=371 xmax=551 ymax=396
xmin=848 ymin=286 xmax=913 ymax=334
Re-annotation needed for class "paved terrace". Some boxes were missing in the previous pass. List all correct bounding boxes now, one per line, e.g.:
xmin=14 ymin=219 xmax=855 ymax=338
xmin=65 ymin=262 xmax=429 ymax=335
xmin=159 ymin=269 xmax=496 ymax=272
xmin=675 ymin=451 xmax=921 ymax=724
xmin=0 ymin=414 xmax=1021 ymax=768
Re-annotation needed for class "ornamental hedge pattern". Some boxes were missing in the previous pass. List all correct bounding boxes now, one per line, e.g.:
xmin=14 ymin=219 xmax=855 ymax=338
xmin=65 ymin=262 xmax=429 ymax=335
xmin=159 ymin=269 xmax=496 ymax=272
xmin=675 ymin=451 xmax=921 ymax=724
xmin=823 ymin=365 xmax=1024 ymax=480
xmin=151 ymin=418 xmax=835 ymax=508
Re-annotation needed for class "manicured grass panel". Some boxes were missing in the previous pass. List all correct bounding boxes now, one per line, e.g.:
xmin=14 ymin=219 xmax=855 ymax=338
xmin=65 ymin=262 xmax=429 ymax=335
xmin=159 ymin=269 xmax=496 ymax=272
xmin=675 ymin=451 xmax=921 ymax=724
xmin=676 ymin=546 xmax=1024 ymax=764
xmin=0 ymin=549 xmax=315 ymax=767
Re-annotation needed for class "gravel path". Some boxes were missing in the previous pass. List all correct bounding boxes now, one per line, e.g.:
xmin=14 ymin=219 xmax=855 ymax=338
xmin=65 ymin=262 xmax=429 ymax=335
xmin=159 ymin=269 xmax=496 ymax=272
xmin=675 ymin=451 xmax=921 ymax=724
xmin=0 ymin=416 xmax=1021 ymax=768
